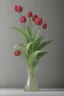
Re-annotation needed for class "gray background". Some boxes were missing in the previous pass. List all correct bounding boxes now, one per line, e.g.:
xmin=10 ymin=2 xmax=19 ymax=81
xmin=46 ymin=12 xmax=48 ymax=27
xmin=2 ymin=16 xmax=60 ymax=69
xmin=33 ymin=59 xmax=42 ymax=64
xmin=0 ymin=0 xmax=64 ymax=88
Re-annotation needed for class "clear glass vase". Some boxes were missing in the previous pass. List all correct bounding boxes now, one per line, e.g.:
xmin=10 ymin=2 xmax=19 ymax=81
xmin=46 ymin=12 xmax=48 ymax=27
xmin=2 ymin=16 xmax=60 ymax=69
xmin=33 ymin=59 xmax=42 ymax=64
xmin=24 ymin=66 xmax=39 ymax=91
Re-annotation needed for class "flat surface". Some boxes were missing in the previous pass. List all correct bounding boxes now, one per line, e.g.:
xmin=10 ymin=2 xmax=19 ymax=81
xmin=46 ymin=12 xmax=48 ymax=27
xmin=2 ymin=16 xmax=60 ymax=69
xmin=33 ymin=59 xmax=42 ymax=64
xmin=0 ymin=89 xmax=64 ymax=96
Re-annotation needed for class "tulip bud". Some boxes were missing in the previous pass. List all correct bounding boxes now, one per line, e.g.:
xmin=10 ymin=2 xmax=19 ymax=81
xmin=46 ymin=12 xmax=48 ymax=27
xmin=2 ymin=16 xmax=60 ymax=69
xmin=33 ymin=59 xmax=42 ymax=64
xmin=20 ymin=16 xmax=26 ymax=23
xmin=14 ymin=50 xmax=21 ymax=56
xmin=17 ymin=5 xmax=23 ymax=12
xmin=32 ymin=14 xmax=38 ymax=21
xmin=28 ymin=11 xmax=32 ymax=17
xmin=42 ymin=23 xmax=47 ymax=29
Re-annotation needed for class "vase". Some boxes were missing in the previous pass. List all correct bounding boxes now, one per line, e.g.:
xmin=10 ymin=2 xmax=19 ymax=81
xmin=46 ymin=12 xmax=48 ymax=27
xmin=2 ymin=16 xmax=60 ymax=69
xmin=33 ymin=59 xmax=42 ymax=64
xmin=24 ymin=66 xmax=39 ymax=91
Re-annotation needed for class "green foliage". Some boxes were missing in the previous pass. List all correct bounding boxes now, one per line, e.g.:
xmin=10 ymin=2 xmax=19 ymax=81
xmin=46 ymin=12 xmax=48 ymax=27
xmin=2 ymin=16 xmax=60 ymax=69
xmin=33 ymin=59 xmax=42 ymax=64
xmin=34 ymin=36 xmax=43 ymax=50
xmin=33 ymin=29 xmax=40 ymax=41
xmin=11 ymin=26 xmax=52 ymax=68
xmin=26 ymin=42 xmax=34 ymax=52
xmin=37 ymin=40 xmax=52 ymax=50
xmin=29 ymin=50 xmax=48 ymax=67
xmin=25 ymin=26 xmax=32 ymax=41
xmin=10 ymin=27 xmax=29 ymax=43
xmin=14 ymin=43 xmax=25 ymax=49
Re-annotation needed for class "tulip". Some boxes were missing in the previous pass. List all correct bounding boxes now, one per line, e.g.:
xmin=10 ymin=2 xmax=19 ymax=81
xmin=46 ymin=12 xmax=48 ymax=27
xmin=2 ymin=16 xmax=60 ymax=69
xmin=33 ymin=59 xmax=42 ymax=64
xmin=14 ymin=5 xmax=17 ymax=12
xmin=34 ymin=17 xmax=43 ymax=26
xmin=32 ymin=14 xmax=38 ymax=21
xmin=17 ymin=5 xmax=23 ymax=12
xmin=14 ymin=50 xmax=21 ymax=56
xmin=42 ymin=23 xmax=47 ymax=29
xmin=28 ymin=11 xmax=32 ymax=17
xmin=20 ymin=16 xmax=26 ymax=23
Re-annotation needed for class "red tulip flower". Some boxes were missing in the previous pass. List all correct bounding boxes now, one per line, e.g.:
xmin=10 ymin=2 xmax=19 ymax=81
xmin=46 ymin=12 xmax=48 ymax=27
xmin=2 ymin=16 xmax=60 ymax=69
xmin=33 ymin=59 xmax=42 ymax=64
xmin=28 ymin=11 xmax=32 ymax=17
xmin=32 ymin=14 xmax=38 ymax=21
xmin=14 ymin=5 xmax=17 ymax=12
xmin=14 ymin=50 xmax=21 ymax=56
xmin=17 ymin=5 xmax=23 ymax=12
xmin=34 ymin=17 xmax=43 ymax=26
xmin=20 ymin=16 xmax=26 ymax=23
xmin=42 ymin=23 xmax=47 ymax=29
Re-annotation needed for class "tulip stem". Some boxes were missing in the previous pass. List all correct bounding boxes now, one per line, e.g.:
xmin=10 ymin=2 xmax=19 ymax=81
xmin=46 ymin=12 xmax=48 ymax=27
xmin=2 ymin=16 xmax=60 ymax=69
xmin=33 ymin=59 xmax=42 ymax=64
xmin=29 ymin=18 xmax=32 ymax=31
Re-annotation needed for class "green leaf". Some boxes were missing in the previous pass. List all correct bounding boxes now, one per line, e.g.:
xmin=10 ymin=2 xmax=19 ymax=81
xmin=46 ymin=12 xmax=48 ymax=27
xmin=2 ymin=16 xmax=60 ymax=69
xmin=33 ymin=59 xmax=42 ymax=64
xmin=26 ymin=42 xmax=34 ymax=52
xmin=34 ymin=36 xmax=43 ymax=50
xmin=29 ymin=50 xmax=48 ymax=66
xmin=37 ymin=51 xmax=48 ymax=60
xmin=35 ymin=51 xmax=49 ymax=66
xmin=26 ymin=37 xmax=44 ymax=55
xmin=33 ymin=29 xmax=40 ymax=41
xmin=37 ymin=40 xmax=52 ymax=50
xmin=13 ymin=43 xmax=25 ymax=49
xmin=10 ymin=27 xmax=29 ymax=43
xmin=25 ymin=26 xmax=32 ymax=41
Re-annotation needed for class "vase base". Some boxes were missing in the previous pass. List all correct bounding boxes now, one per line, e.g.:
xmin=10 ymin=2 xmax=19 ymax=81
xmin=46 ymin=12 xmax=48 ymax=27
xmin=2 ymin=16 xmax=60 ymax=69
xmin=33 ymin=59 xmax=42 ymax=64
xmin=24 ymin=87 xmax=40 ymax=92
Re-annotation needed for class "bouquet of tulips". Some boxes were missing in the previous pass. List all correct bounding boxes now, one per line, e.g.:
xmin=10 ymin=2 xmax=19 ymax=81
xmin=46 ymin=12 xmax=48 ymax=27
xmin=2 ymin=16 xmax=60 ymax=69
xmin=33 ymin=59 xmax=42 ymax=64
xmin=11 ymin=5 xmax=52 ymax=68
